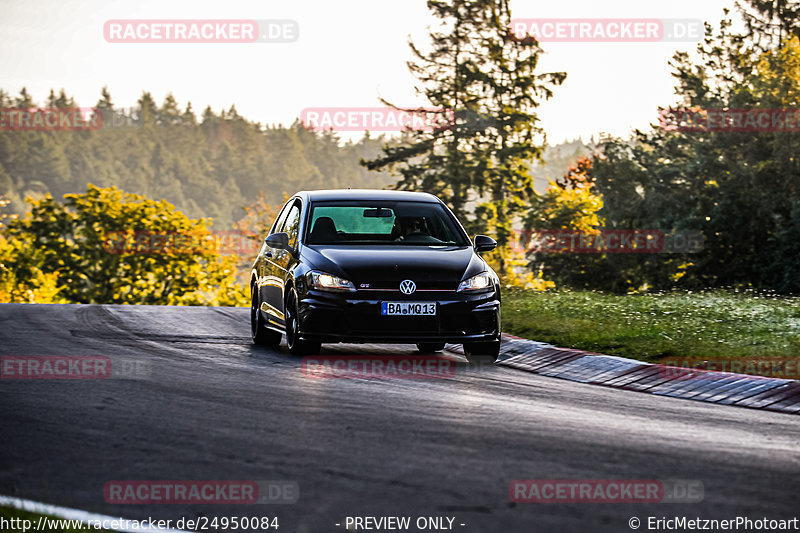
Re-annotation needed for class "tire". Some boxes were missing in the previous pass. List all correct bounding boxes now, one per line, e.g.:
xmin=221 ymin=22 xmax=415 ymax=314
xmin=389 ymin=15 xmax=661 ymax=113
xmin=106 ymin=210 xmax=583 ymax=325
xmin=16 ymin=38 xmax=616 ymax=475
xmin=463 ymin=339 xmax=500 ymax=365
xmin=251 ymin=285 xmax=282 ymax=346
xmin=416 ymin=342 xmax=446 ymax=354
xmin=285 ymin=290 xmax=321 ymax=356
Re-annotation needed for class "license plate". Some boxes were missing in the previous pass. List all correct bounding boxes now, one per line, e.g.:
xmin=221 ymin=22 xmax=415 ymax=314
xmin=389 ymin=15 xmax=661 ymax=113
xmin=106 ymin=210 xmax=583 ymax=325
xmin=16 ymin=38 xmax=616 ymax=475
xmin=381 ymin=302 xmax=437 ymax=316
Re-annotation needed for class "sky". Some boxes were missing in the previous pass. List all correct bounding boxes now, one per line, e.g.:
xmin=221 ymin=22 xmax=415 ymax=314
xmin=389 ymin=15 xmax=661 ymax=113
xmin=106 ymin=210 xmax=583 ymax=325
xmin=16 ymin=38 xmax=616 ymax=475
xmin=0 ymin=0 xmax=738 ymax=145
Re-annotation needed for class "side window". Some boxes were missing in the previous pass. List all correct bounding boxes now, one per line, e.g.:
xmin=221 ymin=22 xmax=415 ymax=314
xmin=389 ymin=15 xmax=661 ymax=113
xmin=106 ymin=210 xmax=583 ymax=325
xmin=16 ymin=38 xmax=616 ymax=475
xmin=281 ymin=202 xmax=302 ymax=249
xmin=270 ymin=202 xmax=292 ymax=235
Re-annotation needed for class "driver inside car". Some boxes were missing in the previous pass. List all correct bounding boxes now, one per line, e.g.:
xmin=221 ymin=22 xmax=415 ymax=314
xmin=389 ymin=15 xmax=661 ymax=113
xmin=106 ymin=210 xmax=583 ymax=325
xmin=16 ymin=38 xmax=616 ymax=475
xmin=396 ymin=217 xmax=429 ymax=241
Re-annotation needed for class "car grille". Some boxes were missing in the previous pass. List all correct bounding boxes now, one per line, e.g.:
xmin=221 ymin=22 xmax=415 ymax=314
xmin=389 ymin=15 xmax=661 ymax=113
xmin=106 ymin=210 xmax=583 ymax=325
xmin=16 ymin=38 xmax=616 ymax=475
xmin=354 ymin=281 xmax=459 ymax=292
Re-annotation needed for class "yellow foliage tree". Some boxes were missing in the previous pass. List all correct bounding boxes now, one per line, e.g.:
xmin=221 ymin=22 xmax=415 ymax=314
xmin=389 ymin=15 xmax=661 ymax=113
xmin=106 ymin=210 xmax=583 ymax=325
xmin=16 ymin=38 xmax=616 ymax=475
xmin=1 ymin=186 xmax=248 ymax=306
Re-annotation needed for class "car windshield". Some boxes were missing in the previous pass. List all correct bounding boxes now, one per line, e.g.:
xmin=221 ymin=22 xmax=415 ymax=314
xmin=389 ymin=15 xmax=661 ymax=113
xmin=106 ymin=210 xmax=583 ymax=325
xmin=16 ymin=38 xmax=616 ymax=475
xmin=305 ymin=200 xmax=469 ymax=246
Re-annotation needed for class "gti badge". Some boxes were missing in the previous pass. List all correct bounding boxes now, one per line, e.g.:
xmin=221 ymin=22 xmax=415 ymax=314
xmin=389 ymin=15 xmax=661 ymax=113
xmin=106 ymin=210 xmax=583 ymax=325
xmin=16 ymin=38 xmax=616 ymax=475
xmin=399 ymin=280 xmax=416 ymax=295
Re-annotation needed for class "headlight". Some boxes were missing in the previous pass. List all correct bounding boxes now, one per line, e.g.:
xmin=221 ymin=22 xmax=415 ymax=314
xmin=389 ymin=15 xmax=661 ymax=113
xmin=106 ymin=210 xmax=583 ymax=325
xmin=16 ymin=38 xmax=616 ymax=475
xmin=307 ymin=270 xmax=356 ymax=292
xmin=457 ymin=272 xmax=494 ymax=292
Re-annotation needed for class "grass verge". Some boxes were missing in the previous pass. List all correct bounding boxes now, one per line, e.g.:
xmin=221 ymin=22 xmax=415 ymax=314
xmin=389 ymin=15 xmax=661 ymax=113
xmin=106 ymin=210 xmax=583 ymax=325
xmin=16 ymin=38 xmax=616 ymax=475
xmin=502 ymin=289 xmax=800 ymax=364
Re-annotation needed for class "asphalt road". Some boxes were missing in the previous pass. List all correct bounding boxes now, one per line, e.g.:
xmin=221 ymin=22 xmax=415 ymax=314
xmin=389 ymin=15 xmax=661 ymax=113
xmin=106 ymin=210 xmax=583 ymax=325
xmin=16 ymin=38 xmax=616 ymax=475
xmin=1 ymin=303 xmax=799 ymax=533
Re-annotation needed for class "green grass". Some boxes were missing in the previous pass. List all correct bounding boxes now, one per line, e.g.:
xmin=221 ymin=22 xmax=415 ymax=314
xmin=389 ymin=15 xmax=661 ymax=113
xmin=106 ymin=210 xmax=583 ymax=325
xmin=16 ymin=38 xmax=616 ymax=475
xmin=0 ymin=506 xmax=113 ymax=532
xmin=502 ymin=289 xmax=800 ymax=363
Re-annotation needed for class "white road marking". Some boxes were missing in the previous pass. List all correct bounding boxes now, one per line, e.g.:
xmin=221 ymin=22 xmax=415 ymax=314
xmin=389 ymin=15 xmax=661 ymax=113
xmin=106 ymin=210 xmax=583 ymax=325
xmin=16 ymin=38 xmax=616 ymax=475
xmin=0 ymin=494 xmax=190 ymax=533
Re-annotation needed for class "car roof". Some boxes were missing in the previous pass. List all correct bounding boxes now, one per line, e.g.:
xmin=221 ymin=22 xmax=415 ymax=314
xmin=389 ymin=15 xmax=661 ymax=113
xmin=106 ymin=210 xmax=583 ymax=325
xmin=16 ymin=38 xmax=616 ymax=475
xmin=297 ymin=189 xmax=441 ymax=203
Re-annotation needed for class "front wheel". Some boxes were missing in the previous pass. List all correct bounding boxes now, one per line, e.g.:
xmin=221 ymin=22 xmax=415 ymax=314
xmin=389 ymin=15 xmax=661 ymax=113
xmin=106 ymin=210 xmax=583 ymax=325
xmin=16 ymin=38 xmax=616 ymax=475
xmin=463 ymin=339 xmax=500 ymax=365
xmin=285 ymin=290 xmax=321 ymax=356
xmin=251 ymin=285 xmax=281 ymax=346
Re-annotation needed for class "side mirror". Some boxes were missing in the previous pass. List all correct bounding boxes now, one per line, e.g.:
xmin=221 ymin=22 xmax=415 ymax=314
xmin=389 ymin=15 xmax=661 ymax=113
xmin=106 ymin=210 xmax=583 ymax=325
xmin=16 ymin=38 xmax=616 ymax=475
xmin=474 ymin=235 xmax=497 ymax=252
xmin=265 ymin=232 xmax=290 ymax=250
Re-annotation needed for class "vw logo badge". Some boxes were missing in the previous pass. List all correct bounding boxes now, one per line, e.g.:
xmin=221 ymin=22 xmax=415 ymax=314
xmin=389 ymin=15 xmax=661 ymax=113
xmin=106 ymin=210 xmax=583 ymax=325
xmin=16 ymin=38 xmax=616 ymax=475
xmin=399 ymin=280 xmax=416 ymax=295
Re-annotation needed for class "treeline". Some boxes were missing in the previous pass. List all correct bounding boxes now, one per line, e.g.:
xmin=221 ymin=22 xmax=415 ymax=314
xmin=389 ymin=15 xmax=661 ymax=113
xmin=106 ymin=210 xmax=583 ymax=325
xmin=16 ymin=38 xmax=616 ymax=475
xmin=0 ymin=88 xmax=397 ymax=228
xmin=4 ymin=0 xmax=798 ymax=299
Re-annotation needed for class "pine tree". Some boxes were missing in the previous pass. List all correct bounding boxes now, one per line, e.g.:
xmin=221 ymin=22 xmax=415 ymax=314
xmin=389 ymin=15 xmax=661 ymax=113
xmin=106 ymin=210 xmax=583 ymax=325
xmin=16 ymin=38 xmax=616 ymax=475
xmin=135 ymin=91 xmax=157 ymax=127
xmin=96 ymin=86 xmax=115 ymax=128
xmin=53 ymin=89 xmax=74 ymax=108
xmin=96 ymin=86 xmax=113 ymax=110
xmin=362 ymin=0 xmax=565 ymax=275
xmin=159 ymin=93 xmax=181 ymax=125
xmin=182 ymin=102 xmax=197 ymax=125
xmin=15 ymin=87 xmax=34 ymax=108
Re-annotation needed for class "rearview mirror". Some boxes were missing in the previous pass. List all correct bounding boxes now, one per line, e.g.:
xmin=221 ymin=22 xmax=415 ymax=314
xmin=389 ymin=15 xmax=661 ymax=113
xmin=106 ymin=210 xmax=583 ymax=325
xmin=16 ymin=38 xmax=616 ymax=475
xmin=363 ymin=208 xmax=393 ymax=218
xmin=474 ymin=235 xmax=497 ymax=253
xmin=265 ymin=232 xmax=289 ymax=250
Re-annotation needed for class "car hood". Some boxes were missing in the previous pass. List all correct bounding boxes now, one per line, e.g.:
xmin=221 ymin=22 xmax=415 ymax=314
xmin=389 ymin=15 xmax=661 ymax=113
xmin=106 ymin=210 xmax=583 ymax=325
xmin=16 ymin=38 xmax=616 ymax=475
xmin=302 ymin=245 xmax=485 ymax=288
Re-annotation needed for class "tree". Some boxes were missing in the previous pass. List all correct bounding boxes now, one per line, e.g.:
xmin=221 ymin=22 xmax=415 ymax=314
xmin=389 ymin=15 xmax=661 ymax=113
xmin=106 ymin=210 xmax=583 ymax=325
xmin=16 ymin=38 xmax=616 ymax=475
xmin=736 ymin=0 xmax=800 ymax=48
xmin=362 ymin=1 xmax=489 ymax=221
xmin=53 ymin=89 xmax=75 ymax=109
xmin=362 ymin=0 xmax=565 ymax=276
xmin=582 ymin=2 xmax=800 ymax=293
xmin=0 ymin=194 xmax=64 ymax=303
xmin=97 ymin=85 xmax=113 ymax=109
xmin=159 ymin=93 xmax=182 ymax=125
xmin=522 ymin=158 xmax=606 ymax=290
xmin=135 ymin=91 xmax=157 ymax=127
xmin=2 ymin=185 xmax=246 ymax=305
xmin=182 ymin=102 xmax=197 ymax=126
xmin=14 ymin=87 xmax=34 ymax=108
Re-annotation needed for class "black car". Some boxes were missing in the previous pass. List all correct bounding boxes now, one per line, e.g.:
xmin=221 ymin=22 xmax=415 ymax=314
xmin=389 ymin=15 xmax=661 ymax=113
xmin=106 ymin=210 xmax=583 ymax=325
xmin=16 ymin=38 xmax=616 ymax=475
xmin=249 ymin=189 xmax=501 ymax=362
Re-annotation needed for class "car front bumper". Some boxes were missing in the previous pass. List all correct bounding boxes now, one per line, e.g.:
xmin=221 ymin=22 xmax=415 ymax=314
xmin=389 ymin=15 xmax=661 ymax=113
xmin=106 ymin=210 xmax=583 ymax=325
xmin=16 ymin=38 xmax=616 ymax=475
xmin=296 ymin=289 xmax=500 ymax=344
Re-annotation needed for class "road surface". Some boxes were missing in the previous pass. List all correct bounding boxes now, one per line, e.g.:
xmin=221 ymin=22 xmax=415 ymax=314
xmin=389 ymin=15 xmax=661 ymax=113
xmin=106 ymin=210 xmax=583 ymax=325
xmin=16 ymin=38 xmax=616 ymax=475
xmin=1 ymin=303 xmax=798 ymax=532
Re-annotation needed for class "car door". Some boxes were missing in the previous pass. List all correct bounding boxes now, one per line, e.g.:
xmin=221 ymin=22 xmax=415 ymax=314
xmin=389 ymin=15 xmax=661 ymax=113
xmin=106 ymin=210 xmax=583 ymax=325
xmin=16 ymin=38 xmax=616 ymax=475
xmin=266 ymin=199 xmax=302 ymax=325
xmin=259 ymin=200 xmax=292 ymax=327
